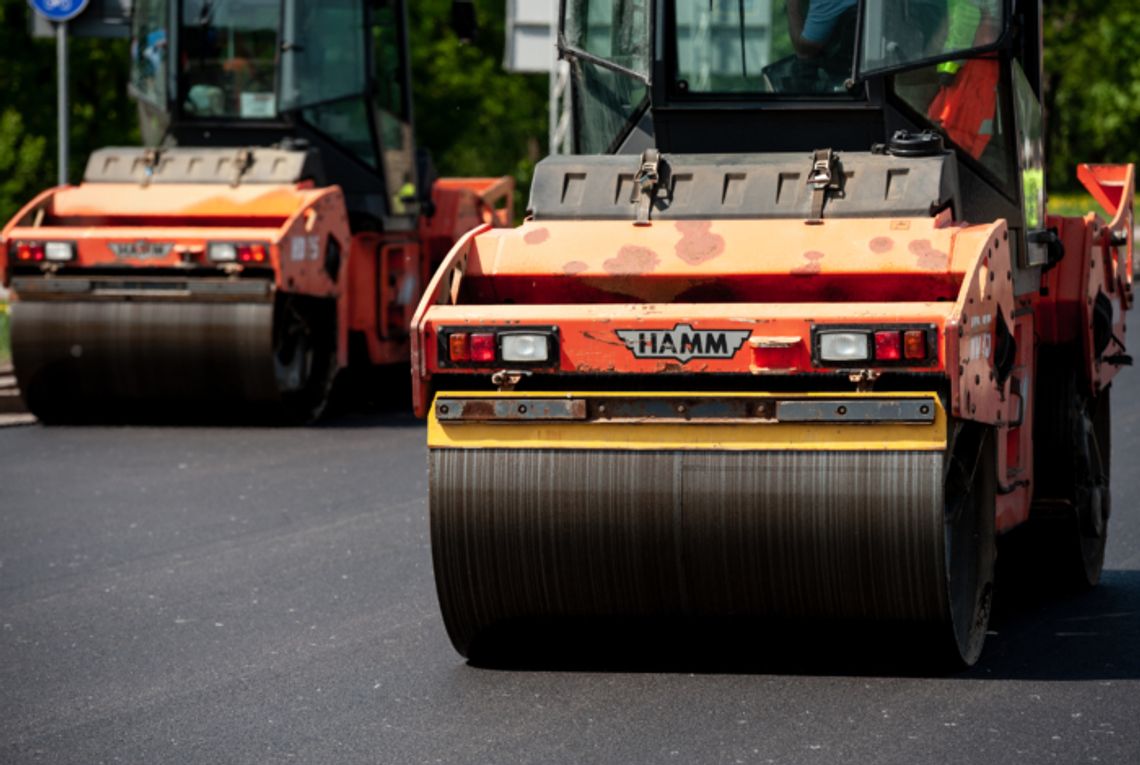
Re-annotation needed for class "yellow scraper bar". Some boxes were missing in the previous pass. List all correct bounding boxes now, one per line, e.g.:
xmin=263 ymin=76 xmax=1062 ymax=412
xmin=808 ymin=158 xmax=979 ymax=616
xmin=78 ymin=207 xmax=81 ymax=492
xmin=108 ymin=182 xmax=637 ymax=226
xmin=427 ymin=391 xmax=947 ymax=451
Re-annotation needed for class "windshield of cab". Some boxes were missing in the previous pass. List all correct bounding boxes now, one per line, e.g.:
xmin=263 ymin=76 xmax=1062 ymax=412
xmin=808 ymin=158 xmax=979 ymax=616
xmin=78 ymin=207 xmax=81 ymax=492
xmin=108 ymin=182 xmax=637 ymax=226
xmin=673 ymin=0 xmax=858 ymax=95
xmin=181 ymin=0 xmax=280 ymax=120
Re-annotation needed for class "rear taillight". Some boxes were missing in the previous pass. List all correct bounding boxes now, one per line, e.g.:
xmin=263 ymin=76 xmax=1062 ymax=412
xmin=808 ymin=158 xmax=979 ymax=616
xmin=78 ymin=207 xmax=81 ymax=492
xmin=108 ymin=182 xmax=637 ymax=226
xmin=448 ymin=333 xmax=470 ymax=362
xmin=469 ymin=333 xmax=496 ymax=363
xmin=814 ymin=326 xmax=934 ymax=367
xmin=16 ymin=242 xmax=44 ymax=262
xmin=208 ymin=242 xmax=270 ymax=264
xmin=11 ymin=241 xmax=74 ymax=263
xmin=874 ymin=331 xmax=902 ymax=361
xmin=440 ymin=327 xmax=557 ymax=367
xmin=238 ymin=244 xmax=269 ymax=264
xmin=903 ymin=330 xmax=927 ymax=360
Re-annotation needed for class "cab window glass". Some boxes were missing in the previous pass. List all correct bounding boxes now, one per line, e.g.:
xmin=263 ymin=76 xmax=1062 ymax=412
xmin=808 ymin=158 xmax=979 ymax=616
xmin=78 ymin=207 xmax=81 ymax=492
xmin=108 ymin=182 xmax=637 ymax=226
xmin=303 ymin=100 xmax=377 ymax=169
xmin=372 ymin=0 xmax=407 ymax=119
xmin=565 ymin=0 xmax=649 ymax=75
xmin=130 ymin=0 xmax=171 ymax=145
xmin=279 ymin=0 xmax=368 ymax=112
xmin=1012 ymin=61 xmax=1046 ymax=264
xmin=573 ymin=60 xmax=648 ymax=153
xmin=565 ymin=0 xmax=649 ymax=153
xmin=861 ymin=0 xmax=1004 ymax=76
xmin=181 ymin=0 xmax=280 ymax=119
xmin=894 ymin=60 xmax=1013 ymax=188
xmin=673 ymin=0 xmax=857 ymax=95
xmin=371 ymin=0 xmax=415 ymax=209
xmin=1012 ymin=63 xmax=1044 ymax=230
xmin=131 ymin=0 xmax=169 ymax=107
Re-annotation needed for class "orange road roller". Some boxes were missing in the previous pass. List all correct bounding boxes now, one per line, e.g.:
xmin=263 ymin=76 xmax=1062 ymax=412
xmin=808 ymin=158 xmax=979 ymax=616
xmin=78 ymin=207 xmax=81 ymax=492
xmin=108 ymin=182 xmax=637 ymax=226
xmin=411 ymin=0 xmax=1133 ymax=666
xmin=0 ymin=0 xmax=511 ymax=422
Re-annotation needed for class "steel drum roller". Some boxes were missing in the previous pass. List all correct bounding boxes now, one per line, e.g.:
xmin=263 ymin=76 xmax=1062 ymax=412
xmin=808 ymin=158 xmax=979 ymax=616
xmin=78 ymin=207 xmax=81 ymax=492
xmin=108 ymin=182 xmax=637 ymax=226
xmin=11 ymin=300 xmax=279 ymax=415
xmin=430 ymin=441 xmax=993 ymax=663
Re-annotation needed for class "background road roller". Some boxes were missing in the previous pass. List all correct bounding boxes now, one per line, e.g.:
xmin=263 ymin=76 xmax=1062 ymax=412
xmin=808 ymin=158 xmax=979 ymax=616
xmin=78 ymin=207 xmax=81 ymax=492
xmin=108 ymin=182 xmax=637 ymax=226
xmin=412 ymin=0 xmax=1134 ymax=666
xmin=0 ymin=0 xmax=510 ymax=422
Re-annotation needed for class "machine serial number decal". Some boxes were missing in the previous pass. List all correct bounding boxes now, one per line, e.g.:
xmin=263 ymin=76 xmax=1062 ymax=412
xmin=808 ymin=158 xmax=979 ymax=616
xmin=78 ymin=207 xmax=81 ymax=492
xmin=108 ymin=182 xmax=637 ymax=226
xmin=109 ymin=241 xmax=174 ymax=260
xmin=616 ymin=324 xmax=751 ymax=363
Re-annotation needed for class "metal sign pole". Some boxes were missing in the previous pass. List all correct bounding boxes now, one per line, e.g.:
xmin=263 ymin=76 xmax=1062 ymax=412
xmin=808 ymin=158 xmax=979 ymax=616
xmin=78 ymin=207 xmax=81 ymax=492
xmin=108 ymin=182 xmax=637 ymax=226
xmin=29 ymin=0 xmax=90 ymax=185
xmin=57 ymin=21 xmax=69 ymax=186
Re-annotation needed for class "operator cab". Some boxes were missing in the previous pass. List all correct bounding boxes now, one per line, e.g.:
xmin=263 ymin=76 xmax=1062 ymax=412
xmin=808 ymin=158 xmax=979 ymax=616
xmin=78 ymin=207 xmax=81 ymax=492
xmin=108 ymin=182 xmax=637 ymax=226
xmin=556 ymin=0 xmax=1047 ymax=288
xmin=129 ymin=0 xmax=418 ymax=227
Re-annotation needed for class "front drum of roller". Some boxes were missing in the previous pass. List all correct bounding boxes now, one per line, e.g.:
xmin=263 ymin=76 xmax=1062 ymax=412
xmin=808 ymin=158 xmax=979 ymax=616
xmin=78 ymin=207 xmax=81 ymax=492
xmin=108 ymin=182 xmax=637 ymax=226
xmin=429 ymin=441 xmax=995 ymax=666
xmin=11 ymin=300 xmax=279 ymax=419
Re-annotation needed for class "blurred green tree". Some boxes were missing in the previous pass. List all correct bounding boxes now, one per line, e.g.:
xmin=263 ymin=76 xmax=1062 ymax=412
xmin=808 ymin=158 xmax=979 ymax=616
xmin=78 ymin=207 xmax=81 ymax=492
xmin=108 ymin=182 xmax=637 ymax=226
xmin=408 ymin=0 xmax=548 ymax=215
xmin=1043 ymin=0 xmax=1140 ymax=191
xmin=0 ymin=4 xmax=138 ymax=223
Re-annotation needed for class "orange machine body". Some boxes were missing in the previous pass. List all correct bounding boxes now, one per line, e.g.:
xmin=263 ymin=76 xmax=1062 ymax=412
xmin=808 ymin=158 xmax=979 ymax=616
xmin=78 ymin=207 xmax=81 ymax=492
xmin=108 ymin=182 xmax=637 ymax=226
xmin=2 ymin=176 xmax=512 ymax=373
xmin=413 ymin=164 xmax=1134 ymax=539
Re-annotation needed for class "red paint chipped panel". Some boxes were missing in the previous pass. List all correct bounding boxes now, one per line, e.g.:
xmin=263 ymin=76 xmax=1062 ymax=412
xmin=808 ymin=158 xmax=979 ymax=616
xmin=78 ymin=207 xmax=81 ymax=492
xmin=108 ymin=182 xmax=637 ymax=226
xmin=869 ymin=236 xmax=894 ymax=254
xmin=524 ymin=227 xmax=550 ymax=245
xmin=563 ymin=260 xmax=588 ymax=275
xmin=675 ymin=221 xmax=726 ymax=265
xmin=604 ymin=246 xmax=660 ymax=275
xmin=909 ymin=239 xmax=949 ymax=270
xmin=791 ymin=250 xmax=824 ymax=275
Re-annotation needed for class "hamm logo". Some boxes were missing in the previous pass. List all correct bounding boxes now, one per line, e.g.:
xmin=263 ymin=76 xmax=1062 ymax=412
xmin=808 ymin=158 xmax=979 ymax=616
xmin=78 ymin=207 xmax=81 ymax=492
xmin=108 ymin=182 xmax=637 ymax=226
xmin=616 ymin=324 xmax=751 ymax=363
xmin=109 ymin=241 xmax=174 ymax=260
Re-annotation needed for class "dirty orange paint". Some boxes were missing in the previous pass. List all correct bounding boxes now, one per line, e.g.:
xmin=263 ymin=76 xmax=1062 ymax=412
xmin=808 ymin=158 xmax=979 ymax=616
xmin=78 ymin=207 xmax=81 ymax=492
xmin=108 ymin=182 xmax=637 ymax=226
xmin=910 ymin=239 xmax=949 ymax=270
xmin=604 ymin=246 xmax=660 ymax=275
xmin=869 ymin=236 xmax=894 ymax=253
xmin=791 ymin=250 xmax=825 ymax=275
xmin=524 ymin=228 xmax=550 ymax=245
xmin=675 ymin=221 xmax=726 ymax=265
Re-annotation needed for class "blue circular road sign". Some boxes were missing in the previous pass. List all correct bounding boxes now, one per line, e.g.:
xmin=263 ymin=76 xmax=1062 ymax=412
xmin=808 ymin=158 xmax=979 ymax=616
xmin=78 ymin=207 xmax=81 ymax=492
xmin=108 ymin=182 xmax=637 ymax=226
xmin=28 ymin=0 xmax=90 ymax=23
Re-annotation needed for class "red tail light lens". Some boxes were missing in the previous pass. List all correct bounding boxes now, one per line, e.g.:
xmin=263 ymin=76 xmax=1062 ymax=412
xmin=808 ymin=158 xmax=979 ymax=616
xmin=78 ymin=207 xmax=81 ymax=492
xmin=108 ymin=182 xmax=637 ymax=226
xmin=15 ymin=242 xmax=46 ymax=262
xmin=470 ymin=333 xmax=496 ymax=363
xmin=904 ymin=330 xmax=928 ymax=360
xmin=208 ymin=242 xmax=269 ymax=263
xmin=237 ymin=244 xmax=268 ymax=264
xmin=448 ymin=333 xmax=470 ymax=362
xmin=874 ymin=331 xmax=902 ymax=361
xmin=813 ymin=326 xmax=934 ymax=367
xmin=440 ymin=326 xmax=558 ymax=367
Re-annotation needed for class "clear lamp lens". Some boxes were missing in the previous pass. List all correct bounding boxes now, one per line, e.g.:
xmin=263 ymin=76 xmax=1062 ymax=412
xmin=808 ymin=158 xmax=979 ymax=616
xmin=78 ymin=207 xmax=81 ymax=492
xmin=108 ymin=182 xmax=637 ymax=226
xmin=44 ymin=242 xmax=75 ymax=262
xmin=209 ymin=243 xmax=238 ymax=262
xmin=500 ymin=333 xmax=549 ymax=363
xmin=819 ymin=332 xmax=870 ymax=361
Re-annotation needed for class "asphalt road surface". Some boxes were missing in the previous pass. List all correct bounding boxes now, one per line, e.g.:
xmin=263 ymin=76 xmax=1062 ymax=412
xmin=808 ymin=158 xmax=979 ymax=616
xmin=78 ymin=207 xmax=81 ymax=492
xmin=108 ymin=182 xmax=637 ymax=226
xmin=2 ymin=373 xmax=1139 ymax=765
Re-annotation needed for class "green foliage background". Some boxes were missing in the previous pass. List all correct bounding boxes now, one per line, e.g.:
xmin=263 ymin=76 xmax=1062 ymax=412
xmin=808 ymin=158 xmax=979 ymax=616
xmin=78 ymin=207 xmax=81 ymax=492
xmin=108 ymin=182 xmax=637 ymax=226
xmin=408 ymin=0 xmax=547 ymax=205
xmin=0 ymin=4 xmax=138 ymax=224
xmin=0 ymin=0 xmax=1136 ymax=226
xmin=1043 ymin=0 xmax=1140 ymax=191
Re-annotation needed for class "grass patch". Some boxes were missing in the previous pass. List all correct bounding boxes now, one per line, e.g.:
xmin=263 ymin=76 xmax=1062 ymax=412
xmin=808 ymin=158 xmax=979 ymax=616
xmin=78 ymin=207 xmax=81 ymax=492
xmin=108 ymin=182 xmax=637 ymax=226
xmin=1049 ymin=191 xmax=1099 ymax=218
xmin=0 ymin=301 xmax=9 ymax=367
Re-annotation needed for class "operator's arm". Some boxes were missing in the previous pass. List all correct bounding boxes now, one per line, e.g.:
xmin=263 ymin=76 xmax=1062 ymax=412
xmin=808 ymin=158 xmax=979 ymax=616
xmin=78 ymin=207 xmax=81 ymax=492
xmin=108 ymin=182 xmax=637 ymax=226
xmin=787 ymin=0 xmax=825 ymax=59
